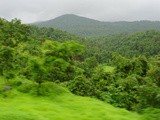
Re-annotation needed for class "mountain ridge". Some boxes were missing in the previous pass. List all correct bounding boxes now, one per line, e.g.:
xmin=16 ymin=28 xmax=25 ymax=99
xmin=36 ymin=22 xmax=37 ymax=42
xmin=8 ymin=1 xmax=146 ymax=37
xmin=35 ymin=14 xmax=160 ymax=23
xmin=33 ymin=14 xmax=160 ymax=36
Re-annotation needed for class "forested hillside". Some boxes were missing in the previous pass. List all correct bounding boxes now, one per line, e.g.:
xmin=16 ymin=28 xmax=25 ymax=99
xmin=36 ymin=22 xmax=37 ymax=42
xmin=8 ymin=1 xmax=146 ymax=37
xmin=34 ymin=14 xmax=160 ymax=36
xmin=0 ymin=18 xmax=160 ymax=120
xmin=78 ymin=30 xmax=160 ymax=63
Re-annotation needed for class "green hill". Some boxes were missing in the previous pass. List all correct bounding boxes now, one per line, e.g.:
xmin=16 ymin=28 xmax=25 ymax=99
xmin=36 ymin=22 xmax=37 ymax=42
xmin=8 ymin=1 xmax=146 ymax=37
xmin=33 ymin=14 xmax=160 ymax=36
xmin=1 ymin=18 xmax=160 ymax=120
xmin=0 ymin=84 xmax=142 ymax=120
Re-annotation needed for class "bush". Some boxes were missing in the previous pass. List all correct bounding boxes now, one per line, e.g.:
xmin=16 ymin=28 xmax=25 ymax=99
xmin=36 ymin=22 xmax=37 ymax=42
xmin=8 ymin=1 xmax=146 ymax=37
xmin=17 ymin=80 xmax=68 ymax=96
xmin=37 ymin=82 xmax=68 ymax=96
xmin=10 ymin=78 xmax=24 ymax=87
xmin=17 ymin=80 xmax=38 ymax=94
xmin=136 ymin=85 xmax=160 ymax=110
xmin=67 ymin=75 xmax=96 ymax=96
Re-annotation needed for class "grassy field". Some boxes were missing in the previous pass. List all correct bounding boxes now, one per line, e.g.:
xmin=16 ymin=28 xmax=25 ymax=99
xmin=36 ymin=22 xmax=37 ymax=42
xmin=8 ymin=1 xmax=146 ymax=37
xmin=0 ymin=89 xmax=143 ymax=120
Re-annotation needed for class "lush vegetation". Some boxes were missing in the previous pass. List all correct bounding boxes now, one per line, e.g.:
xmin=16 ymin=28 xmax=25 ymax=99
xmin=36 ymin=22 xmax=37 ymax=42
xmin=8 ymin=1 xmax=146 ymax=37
xmin=0 ymin=79 xmax=144 ymax=120
xmin=78 ymin=30 xmax=160 ymax=63
xmin=34 ymin=14 xmax=160 ymax=37
xmin=0 ymin=18 xmax=160 ymax=119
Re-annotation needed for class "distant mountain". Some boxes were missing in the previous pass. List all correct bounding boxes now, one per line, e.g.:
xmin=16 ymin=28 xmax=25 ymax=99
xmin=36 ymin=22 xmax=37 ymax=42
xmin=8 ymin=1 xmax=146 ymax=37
xmin=33 ymin=14 xmax=160 ymax=36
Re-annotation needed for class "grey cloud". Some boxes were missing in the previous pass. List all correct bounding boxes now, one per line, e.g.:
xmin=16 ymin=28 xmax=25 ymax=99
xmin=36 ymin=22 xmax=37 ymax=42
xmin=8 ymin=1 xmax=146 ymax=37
xmin=0 ymin=0 xmax=160 ymax=23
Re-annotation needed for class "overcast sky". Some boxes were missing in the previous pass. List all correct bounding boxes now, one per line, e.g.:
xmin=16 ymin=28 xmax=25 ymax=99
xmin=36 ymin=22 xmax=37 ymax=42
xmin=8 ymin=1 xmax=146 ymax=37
xmin=0 ymin=0 xmax=160 ymax=23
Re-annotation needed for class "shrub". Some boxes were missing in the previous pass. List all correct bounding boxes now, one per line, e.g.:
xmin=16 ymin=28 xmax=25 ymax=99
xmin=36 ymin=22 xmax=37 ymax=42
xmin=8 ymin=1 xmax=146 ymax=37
xmin=17 ymin=80 xmax=38 ymax=94
xmin=137 ymin=85 xmax=160 ymax=110
xmin=67 ymin=75 xmax=95 ymax=96
xmin=36 ymin=82 xmax=68 ymax=96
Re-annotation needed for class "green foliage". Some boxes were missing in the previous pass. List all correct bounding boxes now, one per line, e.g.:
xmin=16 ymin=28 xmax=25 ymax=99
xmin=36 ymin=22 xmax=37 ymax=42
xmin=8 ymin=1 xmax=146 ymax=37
xmin=67 ymin=75 xmax=95 ymax=96
xmin=79 ymin=30 xmax=160 ymax=64
xmin=82 ymin=56 xmax=98 ymax=77
xmin=42 ymin=40 xmax=84 ymax=82
xmin=137 ymin=85 xmax=160 ymax=109
xmin=91 ymin=66 xmax=115 ymax=90
xmin=0 ymin=18 xmax=85 ymax=83
xmin=28 ymin=57 xmax=46 ymax=84
xmin=132 ymin=56 xmax=149 ymax=76
xmin=0 ymin=18 xmax=31 ymax=79
xmin=148 ymin=55 xmax=160 ymax=87
xmin=0 ymin=17 xmax=160 ymax=117
xmin=29 ymin=25 xmax=76 ymax=41
xmin=114 ymin=55 xmax=149 ymax=78
xmin=36 ymin=81 xmax=69 ymax=96
xmin=17 ymin=80 xmax=38 ymax=94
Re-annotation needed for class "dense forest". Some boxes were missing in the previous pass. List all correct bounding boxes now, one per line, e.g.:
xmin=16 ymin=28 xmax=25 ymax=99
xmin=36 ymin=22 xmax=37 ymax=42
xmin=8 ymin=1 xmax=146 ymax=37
xmin=34 ymin=14 xmax=160 ymax=37
xmin=78 ymin=30 xmax=160 ymax=63
xmin=0 ymin=18 xmax=160 ymax=120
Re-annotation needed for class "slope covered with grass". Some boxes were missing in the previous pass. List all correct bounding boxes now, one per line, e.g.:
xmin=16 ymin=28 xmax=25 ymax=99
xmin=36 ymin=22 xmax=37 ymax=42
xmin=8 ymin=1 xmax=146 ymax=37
xmin=0 ymin=89 xmax=143 ymax=120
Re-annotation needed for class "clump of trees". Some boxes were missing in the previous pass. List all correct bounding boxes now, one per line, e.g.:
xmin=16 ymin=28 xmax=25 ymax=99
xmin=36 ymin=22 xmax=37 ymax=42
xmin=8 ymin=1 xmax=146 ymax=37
xmin=68 ymin=54 xmax=160 ymax=112
xmin=0 ymin=18 xmax=84 ymax=95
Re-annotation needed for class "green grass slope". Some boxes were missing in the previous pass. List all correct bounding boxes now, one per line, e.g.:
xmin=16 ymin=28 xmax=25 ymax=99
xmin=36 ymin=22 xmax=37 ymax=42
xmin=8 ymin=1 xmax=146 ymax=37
xmin=0 ymin=90 xmax=143 ymax=120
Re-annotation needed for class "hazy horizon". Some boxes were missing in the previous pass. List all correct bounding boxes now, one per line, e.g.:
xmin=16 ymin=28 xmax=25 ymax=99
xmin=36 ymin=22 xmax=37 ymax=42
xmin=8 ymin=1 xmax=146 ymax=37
xmin=33 ymin=14 xmax=160 ymax=23
xmin=0 ymin=0 xmax=160 ymax=23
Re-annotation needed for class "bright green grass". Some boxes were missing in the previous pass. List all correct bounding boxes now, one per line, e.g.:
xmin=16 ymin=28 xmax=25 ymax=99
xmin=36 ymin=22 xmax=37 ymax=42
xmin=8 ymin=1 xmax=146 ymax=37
xmin=0 ymin=90 xmax=143 ymax=120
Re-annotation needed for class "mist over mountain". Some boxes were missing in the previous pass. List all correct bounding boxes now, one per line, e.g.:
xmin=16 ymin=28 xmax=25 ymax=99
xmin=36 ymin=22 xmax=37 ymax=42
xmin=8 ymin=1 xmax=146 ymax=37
xmin=34 ymin=14 xmax=160 ymax=36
